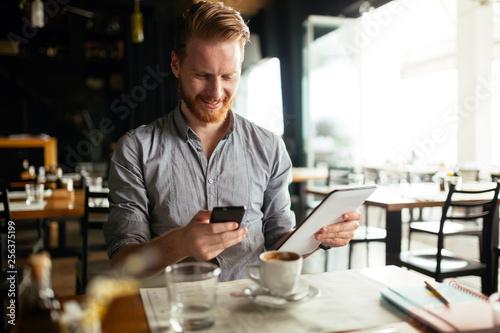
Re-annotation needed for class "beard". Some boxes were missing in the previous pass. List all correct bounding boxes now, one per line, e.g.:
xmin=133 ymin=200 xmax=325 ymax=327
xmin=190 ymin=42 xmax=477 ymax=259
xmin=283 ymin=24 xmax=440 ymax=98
xmin=179 ymin=77 xmax=235 ymax=124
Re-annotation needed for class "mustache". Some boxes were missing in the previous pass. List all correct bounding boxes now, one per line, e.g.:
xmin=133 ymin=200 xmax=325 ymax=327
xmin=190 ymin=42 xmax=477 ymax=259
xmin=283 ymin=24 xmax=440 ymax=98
xmin=199 ymin=95 xmax=228 ymax=104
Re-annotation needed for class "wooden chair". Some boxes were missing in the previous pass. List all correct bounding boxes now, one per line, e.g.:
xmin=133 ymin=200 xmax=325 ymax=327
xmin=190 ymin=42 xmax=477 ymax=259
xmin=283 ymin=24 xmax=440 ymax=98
xmin=75 ymin=187 xmax=111 ymax=294
xmin=0 ymin=188 xmax=18 ymax=332
xmin=400 ymin=182 xmax=500 ymax=294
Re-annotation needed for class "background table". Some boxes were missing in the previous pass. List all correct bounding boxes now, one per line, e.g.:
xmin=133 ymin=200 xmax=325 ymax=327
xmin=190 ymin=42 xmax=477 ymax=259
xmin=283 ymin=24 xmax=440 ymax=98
xmin=9 ymin=189 xmax=85 ymax=255
xmin=291 ymin=167 xmax=328 ymax=223
xmin=306 ymin=182 xmax=500 ymax=294
xmin=10 ymin=189 xmax=84 ymax=221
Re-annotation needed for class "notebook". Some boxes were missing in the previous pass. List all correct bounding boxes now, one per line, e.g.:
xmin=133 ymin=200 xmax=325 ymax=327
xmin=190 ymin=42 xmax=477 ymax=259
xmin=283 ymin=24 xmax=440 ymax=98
xmin=380 ymin=281 xmax=494 ymax=332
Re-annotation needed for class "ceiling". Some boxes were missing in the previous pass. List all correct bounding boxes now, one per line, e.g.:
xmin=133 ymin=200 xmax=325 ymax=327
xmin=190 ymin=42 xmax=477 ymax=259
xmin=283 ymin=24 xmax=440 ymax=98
xmin=105 ymin=0 xmax=392 ymax=18
xmin=24 ymin=0 xmax=275 ymax=25
xmin=0 ymin=0 xmax=393 ymax=37
xmin=191 ymin=0 xmax=273 ymax=16
xmin=77 ymin=0 xmax=275 ymax=16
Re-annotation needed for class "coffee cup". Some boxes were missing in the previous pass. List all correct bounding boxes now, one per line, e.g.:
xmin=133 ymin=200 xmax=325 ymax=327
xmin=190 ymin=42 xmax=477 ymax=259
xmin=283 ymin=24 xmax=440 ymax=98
xmin=246 ymin=251 xmax=303 ymax=297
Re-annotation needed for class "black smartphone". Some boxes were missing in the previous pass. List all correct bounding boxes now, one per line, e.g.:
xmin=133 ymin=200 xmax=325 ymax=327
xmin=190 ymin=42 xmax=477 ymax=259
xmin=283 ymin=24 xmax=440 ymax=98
xmin=210 ymin=206 xmax=246 ymax=227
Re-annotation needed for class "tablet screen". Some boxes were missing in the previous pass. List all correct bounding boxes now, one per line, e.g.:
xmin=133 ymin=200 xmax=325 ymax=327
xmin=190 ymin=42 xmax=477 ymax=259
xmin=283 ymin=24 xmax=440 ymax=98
xmin=278 ymin=185 xmax=377 ymax=255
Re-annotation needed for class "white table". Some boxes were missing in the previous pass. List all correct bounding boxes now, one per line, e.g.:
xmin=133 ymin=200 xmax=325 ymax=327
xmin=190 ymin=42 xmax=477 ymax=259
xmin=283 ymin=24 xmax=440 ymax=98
xmin=141 ymin=265 xmax=431 ymax=333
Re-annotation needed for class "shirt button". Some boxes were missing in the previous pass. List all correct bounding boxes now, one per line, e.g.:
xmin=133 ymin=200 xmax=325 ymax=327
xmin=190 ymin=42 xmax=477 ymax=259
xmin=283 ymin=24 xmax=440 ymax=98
xmin=208 ymin=179 xmax=214 ymax=184
xmin=196 ymin=146 xmax=203 ymax=152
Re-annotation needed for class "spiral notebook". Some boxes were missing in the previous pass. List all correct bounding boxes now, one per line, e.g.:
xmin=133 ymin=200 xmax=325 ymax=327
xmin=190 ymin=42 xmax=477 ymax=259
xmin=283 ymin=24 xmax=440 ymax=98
xmin=380 ymin=281 xmax=494 ymax=332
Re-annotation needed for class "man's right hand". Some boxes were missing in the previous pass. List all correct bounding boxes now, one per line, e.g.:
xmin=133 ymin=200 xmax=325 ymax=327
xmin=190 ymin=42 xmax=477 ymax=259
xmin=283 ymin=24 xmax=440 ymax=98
xmin=178 ymin=209 xmax=248 ymax=261
xmin=110 ymin=209 xmax=248 ymax=278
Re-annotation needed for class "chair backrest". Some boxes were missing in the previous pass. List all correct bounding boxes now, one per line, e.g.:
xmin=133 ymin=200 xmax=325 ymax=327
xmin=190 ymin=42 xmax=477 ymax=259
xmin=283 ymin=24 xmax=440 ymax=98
xmin=0 ymin=188 xmax=11 ymax=270
xmin=362 ymin=167 xmax=380 ymax=184
xmin=459 ymin=169 xmax=480 ymax=182
xmin=0 ymin=188 xmax=11 ymax=222
xmin=1 ymin=188 xmax=16 ymax=331
xmin=408 ymin=171 xmax=435 ymax=184
xmin=81 ymin=186 xmax=109 ymax=293
xmin=326 ymin=167 xmax=351 ymax=185
xmin=435 ymin=182 xmax=500 ymax=274
xmin=379 ymin=169 xmax=409 ymax=184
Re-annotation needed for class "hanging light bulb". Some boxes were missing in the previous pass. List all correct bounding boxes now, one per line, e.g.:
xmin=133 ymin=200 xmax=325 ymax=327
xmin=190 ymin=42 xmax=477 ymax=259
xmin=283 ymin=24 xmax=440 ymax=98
xmin=131 ymin=0 xmax=144 ymax=43
xmin=31 ymin=0 xmax=45 ymax=28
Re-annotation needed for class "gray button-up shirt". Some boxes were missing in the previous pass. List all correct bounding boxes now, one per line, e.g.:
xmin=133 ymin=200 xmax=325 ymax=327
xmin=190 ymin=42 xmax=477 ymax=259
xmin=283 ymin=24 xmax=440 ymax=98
xmin=103 ymin=105 xmax=295 ymax=281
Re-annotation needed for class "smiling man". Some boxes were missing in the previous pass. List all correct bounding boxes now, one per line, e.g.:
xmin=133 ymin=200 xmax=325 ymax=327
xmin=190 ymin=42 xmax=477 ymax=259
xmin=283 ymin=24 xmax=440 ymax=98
xmin=104 ymin=1 xmax=360 ymax=281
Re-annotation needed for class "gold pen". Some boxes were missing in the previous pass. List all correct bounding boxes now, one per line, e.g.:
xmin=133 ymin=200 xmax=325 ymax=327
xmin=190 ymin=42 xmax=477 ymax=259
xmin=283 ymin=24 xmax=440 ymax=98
xmin=425 ymin=281 xmax=451 ymax=305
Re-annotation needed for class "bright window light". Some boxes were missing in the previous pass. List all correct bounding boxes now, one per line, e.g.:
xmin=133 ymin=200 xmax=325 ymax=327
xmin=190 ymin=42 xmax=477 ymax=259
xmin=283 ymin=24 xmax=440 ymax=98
xmin=233 ymin=57 xmax=284 ymax=137
xmin=304 ymin=0 xmax=463 ymax=169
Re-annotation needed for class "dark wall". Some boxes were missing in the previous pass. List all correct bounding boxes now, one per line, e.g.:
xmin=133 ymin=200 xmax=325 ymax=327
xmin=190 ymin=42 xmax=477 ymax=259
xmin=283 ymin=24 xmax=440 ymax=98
xmin=0 ymin=1 xmax=179 ymax=177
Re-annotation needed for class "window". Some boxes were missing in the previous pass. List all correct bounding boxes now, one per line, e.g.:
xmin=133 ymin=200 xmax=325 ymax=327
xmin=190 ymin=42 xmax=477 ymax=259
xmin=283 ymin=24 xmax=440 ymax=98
xmin=303 ymin=0 xmax=498 ymax=171
xmin=233 ymin=57 xmax=284 ymax=137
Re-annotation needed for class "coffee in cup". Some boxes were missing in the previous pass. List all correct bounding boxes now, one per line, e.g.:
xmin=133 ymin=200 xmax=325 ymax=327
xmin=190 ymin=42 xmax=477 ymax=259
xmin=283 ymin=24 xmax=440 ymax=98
xmin=246 ymin=251 xmax=303 ymax=297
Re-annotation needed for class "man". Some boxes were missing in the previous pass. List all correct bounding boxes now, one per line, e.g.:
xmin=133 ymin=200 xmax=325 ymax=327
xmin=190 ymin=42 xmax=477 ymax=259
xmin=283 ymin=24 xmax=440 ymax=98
xmin=104 ymin=1 xmax=360 ymax=281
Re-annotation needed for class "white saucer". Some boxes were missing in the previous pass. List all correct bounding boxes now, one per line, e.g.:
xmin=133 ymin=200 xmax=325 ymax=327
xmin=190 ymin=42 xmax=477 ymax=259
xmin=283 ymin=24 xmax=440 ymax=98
xmin=239 ymin=278 xmax=320 ymax=308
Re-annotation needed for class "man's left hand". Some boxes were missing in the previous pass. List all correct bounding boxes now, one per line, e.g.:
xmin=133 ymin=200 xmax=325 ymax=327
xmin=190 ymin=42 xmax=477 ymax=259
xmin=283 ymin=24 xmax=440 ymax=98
xmin=315 ymin=211 xmax=361 ymax=248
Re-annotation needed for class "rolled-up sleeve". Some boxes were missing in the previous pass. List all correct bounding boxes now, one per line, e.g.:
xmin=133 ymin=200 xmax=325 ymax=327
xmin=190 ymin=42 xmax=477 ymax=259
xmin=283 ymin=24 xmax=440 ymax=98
xmin=103 ymin=131 xmax=151 ymax=259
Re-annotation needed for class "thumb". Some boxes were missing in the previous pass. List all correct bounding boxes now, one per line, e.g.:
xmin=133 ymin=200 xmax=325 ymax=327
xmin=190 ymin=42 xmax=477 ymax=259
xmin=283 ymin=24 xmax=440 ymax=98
xmin=194 ymin=209 xmax=212 ymax=224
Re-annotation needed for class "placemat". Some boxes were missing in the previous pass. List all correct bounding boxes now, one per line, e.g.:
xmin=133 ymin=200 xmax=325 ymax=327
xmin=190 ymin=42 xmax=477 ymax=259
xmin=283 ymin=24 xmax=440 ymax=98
xmin=140 ymin=270 xmax=404 ymax=333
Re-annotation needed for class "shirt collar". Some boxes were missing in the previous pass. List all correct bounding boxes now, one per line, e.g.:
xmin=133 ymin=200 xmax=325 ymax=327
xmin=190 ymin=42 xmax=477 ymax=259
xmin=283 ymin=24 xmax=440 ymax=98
xmin=224 ymin=109 xmax=236 ymax=139
xmin=173 ymin=103 xmax=236 ymax=141
xmin=173 ymin=104 xmax=190 ymax=141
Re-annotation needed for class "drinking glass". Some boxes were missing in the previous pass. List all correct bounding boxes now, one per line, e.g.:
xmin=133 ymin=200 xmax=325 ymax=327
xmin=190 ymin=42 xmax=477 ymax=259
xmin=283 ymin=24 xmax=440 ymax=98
xmin=165 ymin=262 xmax=221 ymax=332
xmin=86 ymin=176 xmax=103 ymax=192
xmin=25 ymin=184 xmax=45 ymax=205
xmin=444 ymin=176 xmax=462 ymax=191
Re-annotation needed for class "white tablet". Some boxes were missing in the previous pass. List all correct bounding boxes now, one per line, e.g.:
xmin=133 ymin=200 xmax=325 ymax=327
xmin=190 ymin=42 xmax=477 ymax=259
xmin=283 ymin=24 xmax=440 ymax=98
xmin=278 ymin=185 xmax=377 ymax=255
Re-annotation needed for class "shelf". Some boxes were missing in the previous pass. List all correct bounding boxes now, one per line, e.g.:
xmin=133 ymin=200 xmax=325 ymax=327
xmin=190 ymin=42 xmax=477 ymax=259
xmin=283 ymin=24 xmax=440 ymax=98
xmin=0 ymin=136 xmax=57 ymax=168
